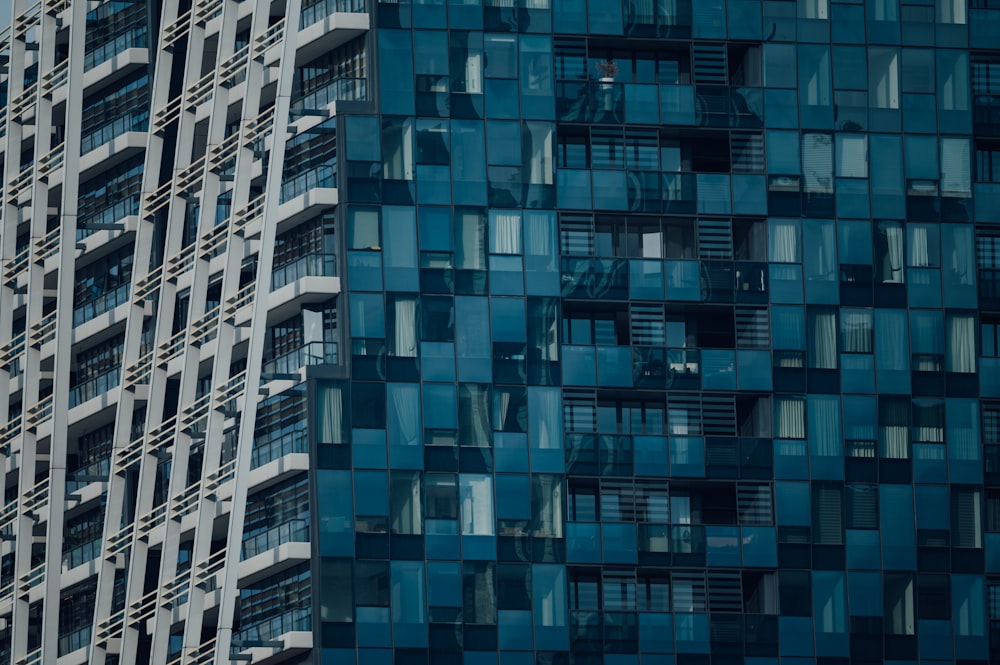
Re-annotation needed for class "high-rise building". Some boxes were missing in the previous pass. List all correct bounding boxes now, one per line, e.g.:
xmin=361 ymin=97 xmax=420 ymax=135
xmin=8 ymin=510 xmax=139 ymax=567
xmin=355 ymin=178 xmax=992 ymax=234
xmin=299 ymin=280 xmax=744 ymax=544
xmin=5 ymin=0 xmax=1000 ymax=664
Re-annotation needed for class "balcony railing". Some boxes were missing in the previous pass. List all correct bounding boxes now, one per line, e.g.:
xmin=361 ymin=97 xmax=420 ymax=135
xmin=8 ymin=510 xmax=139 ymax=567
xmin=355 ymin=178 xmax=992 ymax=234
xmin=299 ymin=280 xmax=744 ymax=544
xmin=73 ymin=282 xmax=130 ymax=326
xmin=300 ymin=0 xmax=365 ymax=27
xmin=242 ymin=518 xmax=309 ymax=559
xmin=262 ymin=341 xmax=339 ymax=378
xmin=271 ymin=253 xmax=337 ymax=290
xmin=81 ymin=110 xmax=148 ymax=154
xmin=84 ymin=27 xmax=147 ymax=72
xmin=235 ymin=607 xmax=311 ymax=643
xmin=78 ymin=194 xmax=140 ymax=238
xmin=63 ymin=537 xmax=102 ymax=570
xmin=293 ymin=77 xmax=366 ymax=111
xmin=57 ymin=625 xmax=91 ymax=657
xmin=67 ymin=456 xmax=111 ymax=490
xmin=252 ymin=428 xmax=308 ymax=469
xmin=280 ymin=163 xmax=336 ymax=203
xmin=69 ymin=368 xmax=121 ymax=408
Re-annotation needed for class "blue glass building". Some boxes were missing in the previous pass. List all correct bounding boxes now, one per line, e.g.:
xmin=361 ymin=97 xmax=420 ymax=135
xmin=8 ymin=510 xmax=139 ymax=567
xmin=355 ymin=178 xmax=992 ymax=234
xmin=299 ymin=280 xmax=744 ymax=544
xmin=313 ymin=1 xmax=1000 ymax=664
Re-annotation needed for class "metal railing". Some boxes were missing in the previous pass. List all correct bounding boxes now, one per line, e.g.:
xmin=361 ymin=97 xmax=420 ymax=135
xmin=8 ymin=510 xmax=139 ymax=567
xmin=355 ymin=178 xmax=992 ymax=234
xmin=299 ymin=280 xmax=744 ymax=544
xmin=271 ymin=253 xmax=337 ymax=290
xmin=300 ymin=0 xmax=365 ymax=27
xmin=280 ymin=163 xmax=336 ymax=202
xmin=252 ymin=428 xmax=308 ymax=469
xmin=69 ymin=368 xmax=121 ymax=408
xmin=262 ymin=341 xmax=339 ymax=377
xmin=293 ymin=77 xmax=366 ymax=111
xmin=73 ymin=282 xmax=130 ymax=326
xmin=81 ymin=111 xmax=148 ymax=154
xmin=241 ymin=518 xmax=309 ymax=559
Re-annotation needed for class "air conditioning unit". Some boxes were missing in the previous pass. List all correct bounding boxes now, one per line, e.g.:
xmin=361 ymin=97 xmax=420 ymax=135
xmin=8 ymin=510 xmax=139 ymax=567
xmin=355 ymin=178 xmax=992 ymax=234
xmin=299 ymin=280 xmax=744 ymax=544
xmin=907 ymin=179 xmax=939 ymax=196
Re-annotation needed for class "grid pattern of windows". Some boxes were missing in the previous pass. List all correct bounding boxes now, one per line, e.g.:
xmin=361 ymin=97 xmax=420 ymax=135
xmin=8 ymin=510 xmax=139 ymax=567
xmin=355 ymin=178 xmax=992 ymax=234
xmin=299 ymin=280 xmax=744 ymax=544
xmin=311 ymin=0 xmax=1000 ymax=663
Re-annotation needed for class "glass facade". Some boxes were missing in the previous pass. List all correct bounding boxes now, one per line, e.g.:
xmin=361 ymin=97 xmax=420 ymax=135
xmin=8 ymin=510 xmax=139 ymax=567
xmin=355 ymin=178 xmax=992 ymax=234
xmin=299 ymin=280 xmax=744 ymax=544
xmin=313 ymin=0 xmax=1000 ymax=664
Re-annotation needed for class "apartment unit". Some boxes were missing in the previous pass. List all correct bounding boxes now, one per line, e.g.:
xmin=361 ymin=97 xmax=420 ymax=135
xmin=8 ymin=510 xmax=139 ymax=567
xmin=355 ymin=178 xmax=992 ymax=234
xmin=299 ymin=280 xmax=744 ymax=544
xmin=4 ymin=0 xmax=1000 ymax=664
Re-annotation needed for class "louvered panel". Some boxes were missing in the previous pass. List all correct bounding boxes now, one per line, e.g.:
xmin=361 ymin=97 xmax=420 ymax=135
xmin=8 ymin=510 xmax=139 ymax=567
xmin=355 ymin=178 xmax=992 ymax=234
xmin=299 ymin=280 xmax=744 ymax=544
xmin=708 ymin=572 xmax=743 ymax=612
xmin=693 ymin=44 xmax=727 ymax=84
xmin=560 ymin=213 xmax=594 ymax=256
xmin=554 ymin=37 xmax=587 ymax=80
xmin=702 ymin=395 xmax=737 ymax=436
xmin=814 ymin=485 xmax=843 ymax=545
xmin=706 ymin=438 xmax=738 ymax=467
xmin=668 ymin=394 xmax=702 ymax=435
xmin=631 ymin=304 xmax=665 ymax=345
xmin=603 ymin=571 xmax=637 ymax=610
xmin=601 ymin=480 xmax=637 ymax=521
xmin=735 ymin=306 xmax=769 ymax=348
xmin=672 ymin=572 xmax=707 ymax=612
xmin=737 ymin=483 xmax=773 ymax=525
xmin=698 ymin=219 xmax=733 ymax=259
xmin=563 ymin=390 xmax=597 ymax=432
xmin=636 ymin=480 xmax=669 ymax=522
xmin=731 ymin=132 xmax=765 ymax=173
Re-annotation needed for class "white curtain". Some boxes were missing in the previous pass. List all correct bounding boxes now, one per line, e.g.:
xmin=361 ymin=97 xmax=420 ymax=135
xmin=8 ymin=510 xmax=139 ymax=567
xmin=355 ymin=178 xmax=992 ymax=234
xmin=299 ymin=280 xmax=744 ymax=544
xmin=533 ymin=475 xmax=563 ymax=538
xmin=801 ymin=0 xmax=828 ymax=19
xmin=948 ymin=399 xmax=980 ymax=461
xmin=525 ymin=212 xmax=556 ymax=262
xmin=946 ymin=314 xmax=976 ymax=373
xmin=809 ymin=220 xmax=837 ymax=280
xmin=910 ymin=310 xmax=943 ymax=371
xmin=317 ymin=383 xmax=344 ymax=444
xmin=872 ymin=0 xmax=898 ymax=21
xmin=879 ymin=400 xmax=909 ymax=459
xmin=946 ymin=225 xmax=975 ymax=285
xmin=456 ymin=212 xmax=485 ymax=269
xmin=775 ymin=397 xmax=806 ymax=439
xmin=489 ymin=211 xmax=522 ymax=254
xmin=912 ymin=399 xmax=944 ymax=443
xmin=841 ymin=310 xmax=872 ymax=354
xmin=937 ymin=0 xmax=966 ymax=24
xmin=880 ymin=222 xmax=905 ymax=283
xmin=768 ymin=219 xmax=800 ymax=263
xmin=525 ymin=123 xmax=554 ymax=185
xmin=391 ymin=298 xmax=417 ymax=357
xmin=460 ymin=475 xmax=495 ymax=535
xmin=389 ymin=384 xmax=421 ymax=446
xmin=907 ymin=224 xmax=931 ymax=267
xmin=809 ymin=310 xmax=838 ymax=369
xmin=809 ymin=396 xmax=842 ymax=456
xmin=530 ymin=387 xmax=561 ymax=449
xmin=876 ymin=310 xmax=909 ymax=371
xmin=391 ymin=473 xmax=422 ymax=534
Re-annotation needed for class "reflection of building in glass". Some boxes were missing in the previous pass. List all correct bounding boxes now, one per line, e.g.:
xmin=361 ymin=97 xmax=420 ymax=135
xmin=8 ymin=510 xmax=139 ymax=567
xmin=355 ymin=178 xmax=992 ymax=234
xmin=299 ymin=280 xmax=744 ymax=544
xmin=6 ymin=0 xmax=1000 ymax=663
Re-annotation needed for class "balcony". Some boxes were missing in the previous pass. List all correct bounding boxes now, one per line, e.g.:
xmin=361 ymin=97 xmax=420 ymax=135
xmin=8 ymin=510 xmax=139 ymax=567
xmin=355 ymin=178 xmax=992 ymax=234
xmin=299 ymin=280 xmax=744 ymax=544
xmin=292 ymin=77 xmax=366 ymax=113
xmin=252 ymin=426 xmax=308 ymax=470
xmin=69 ymin=368 xmax=121 ymax=409
xmin=272 ymin=253 xmax=337 ymax=290
xmin=262 ymin=341 xmax=339 ymax=380
xmin=242 ymin=518 xmax=309 ymax=560
xmin=73 ymin=283 xmax=130 ymax=326
xmin=81 ymin=110 xmax=148 ymax=155
xmin=301 ymin=0 xmax=365 ymax=27
xmin=280 ymin=164 xmax=336 ymax=203
xmin=236 ymin=608 xmax=311 ymax=644
xmin=62 ymin=537 xmax=102 ymax=571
